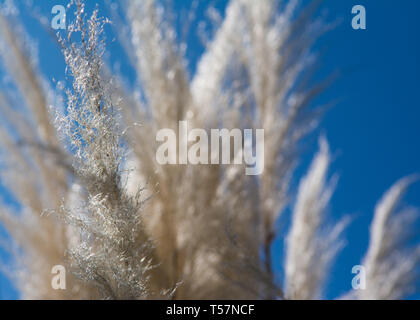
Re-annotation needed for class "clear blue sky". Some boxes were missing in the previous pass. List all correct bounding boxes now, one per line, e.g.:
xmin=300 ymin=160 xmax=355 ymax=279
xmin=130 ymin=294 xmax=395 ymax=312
xmin=1 ymin=0 xmax=419 ymax=300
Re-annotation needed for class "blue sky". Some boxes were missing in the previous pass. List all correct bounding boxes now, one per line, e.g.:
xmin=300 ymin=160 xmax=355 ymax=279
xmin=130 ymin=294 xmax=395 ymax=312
xmin=1 ymin=0 xmax=420 ymax=299
xmin=312 ymin=0 xmax=420 ymax=298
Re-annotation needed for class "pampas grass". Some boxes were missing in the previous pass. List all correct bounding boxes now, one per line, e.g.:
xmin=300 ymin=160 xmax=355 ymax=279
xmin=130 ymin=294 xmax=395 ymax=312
xmin=0 ymin=0 xmax=418 ymax=300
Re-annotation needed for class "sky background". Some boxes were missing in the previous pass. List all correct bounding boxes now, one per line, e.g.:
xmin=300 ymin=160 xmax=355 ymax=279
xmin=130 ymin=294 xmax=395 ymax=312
xmin=0 ymin=0 xmax=419 ymax=299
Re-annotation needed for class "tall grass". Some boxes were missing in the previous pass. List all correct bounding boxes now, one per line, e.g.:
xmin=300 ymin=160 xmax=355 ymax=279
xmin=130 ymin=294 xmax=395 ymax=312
xmin=0 ymin=0 xmax=418 ymax=300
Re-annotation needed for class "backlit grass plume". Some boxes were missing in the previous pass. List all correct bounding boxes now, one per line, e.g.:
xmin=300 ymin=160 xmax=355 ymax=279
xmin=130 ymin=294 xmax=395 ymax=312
xmin=0 ymin=0 xmax=419 ymax=300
